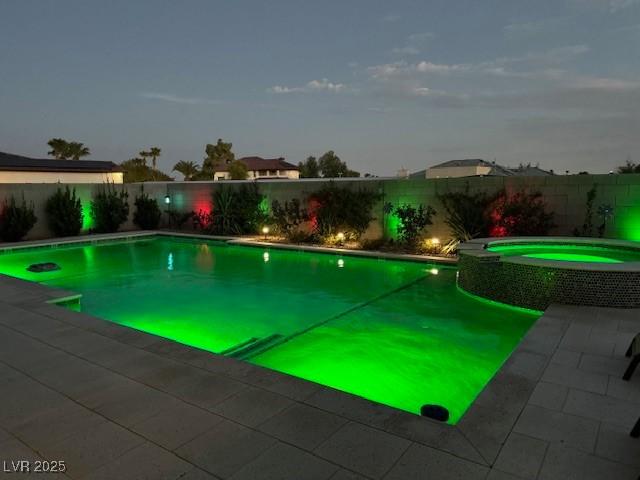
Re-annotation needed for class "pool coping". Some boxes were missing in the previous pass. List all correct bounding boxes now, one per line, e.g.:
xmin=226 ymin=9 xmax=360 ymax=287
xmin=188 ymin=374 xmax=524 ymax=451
xmin=1 ymin=232 xmax=638 ymax=478
xmin=460 ymin=236 xmax=640 ymax=272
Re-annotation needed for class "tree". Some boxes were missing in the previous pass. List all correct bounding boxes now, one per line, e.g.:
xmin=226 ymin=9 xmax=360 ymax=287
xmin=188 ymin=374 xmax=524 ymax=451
xmin=47 ymin=138 xmax=90 ymax=160
xmin=228 ymin=160 xmax=248 ymax=180
xmin=173 ymin=161 xmax=200 ymax=180
xmin=202 ymin=139 xmax=235 ymax=178
xmin=149 ymin=147 xmax=161 ymax=170
xmin=121 ymin=157 xmax=172 ymax=183
xmin=298 ymin=156 xmax=320 ymax=178
xmin=318 ymin=150 xmax=360 ymax=178
xmin=618 ymin=160 xmax=640 ymax=174
xmin=47 ymin=138 xmax=70 ymax=159
xmin=66 ymin=142 xmax=91 ymax=160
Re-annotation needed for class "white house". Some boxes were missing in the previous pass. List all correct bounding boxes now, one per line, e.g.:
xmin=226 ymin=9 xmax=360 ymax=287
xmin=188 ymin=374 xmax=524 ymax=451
xmin=213 ymin=156 xmax=299 ymax=181
xmin=0 ymin=151 xmax=123 ymax=183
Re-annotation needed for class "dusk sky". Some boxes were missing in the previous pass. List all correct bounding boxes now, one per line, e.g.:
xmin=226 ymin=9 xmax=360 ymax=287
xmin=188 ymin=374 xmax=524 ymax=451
xmin=1 ymin=0 xmax=639 ymax=176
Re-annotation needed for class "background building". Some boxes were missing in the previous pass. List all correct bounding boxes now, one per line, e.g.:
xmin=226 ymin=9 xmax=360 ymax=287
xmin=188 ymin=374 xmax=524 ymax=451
xmin=213 ymin=156 xmax=299 ymax=180
xmin=0 ymin=151 xmax=123 ymax=183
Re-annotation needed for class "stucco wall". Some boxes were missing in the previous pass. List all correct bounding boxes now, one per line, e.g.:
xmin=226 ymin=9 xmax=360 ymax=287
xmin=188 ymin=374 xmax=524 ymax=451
xmin=1 ymin=173 xmax=640 ymax=242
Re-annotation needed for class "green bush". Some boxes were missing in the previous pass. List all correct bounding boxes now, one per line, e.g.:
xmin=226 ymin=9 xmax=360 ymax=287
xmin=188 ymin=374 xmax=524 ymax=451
xmin=0 ymin=196 xmax=37 ymax=241
xmin=45 ymin=186 xmax=83 ymax=237
xmin=205 ymin=184 xmax=267 ymax=235
xmin=394 ymin=204 xmax=436 ymax=246
xmin=91 ymin=185 xmax=129 ymax=233
xmin=308 ymin=183 xmax=381 ymax=239
xmin=133 ymin=192 xmax=161 ymax=230
xmin=271 ymin=199 xmax=308 ymax=239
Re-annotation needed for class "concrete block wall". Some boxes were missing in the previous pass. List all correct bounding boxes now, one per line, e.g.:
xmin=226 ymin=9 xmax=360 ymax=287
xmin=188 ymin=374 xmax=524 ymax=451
xmin=1 ymin=173 xmax=640 ymax=242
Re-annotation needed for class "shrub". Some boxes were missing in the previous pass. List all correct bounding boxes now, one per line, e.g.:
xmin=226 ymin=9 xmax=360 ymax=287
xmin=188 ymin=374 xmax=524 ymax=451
xmin=133 ymin=192 xmax=162 ymax=229
xmin=45 ymin=186 xmax=83 ymax=237
xmin=438 ymin=186 xmax=498 ymax=241
xmin=308 ymin=183 xmax=381 ymax=240
xmin=0 ymin=196 xmax=37 ymax=241
xmin=91 ymin=185 xmax=129 ymax=233
xmin=394 ymin=204 xmax=436 ymax=246
xmin=438 ymin=186 xmax=555 ymax=240
xmin=271 ymin=199 xmax=308 ymax=238
xmin=573 ymin=185 xmax=597 ymax=237
xmin=488 ymin=190 xmax=555 ymax=236
xmin=166 ymin=210 xmax=193 ymax=230
xmin=204 ymin=184 xmax=268 ymax=235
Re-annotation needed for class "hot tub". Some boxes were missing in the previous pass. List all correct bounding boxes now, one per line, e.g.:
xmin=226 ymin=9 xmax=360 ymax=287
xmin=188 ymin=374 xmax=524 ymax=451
xmin=458 ymin=237 xmax=640 ymax=310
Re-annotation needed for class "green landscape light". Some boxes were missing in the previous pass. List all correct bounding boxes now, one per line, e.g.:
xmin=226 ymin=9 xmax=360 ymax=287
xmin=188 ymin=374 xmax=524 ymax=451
xmin=164 ymin=195 xmax=171 ymax=205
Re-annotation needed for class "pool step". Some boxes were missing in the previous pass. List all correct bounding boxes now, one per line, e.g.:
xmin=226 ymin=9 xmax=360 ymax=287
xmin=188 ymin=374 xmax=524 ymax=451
xmin=225 ymin=334 xmax=284 ymax=360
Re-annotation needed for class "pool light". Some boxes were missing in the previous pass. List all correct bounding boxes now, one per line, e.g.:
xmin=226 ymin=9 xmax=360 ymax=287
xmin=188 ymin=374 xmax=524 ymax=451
xmin=429 ymin=268 xmax=439 ymax=275
xmin=337 ymin=259 xmax=344 ymax=268
xmin=263 ymin=252 xmax=270 ymax=262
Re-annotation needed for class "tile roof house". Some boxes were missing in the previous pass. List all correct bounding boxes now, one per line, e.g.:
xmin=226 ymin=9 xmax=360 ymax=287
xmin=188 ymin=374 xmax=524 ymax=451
xmin=415 ymin=159 xmax=554 ymax=179
xmin=213 ymin=156 xmax=299 ymax=180
xmin=0 ymin=151 xmax=123 ymax=183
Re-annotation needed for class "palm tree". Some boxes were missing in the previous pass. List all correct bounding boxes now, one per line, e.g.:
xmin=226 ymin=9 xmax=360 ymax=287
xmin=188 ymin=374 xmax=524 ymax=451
xmin=149 ymin=147 xmax=161 ymax=170
xmin=66 ymin=142 xmax=91 ymax=160
xmin=139 ymin=150 xmax=151 ymax=166
xmin=47 ymin=138 xmax=70 ymax=159
xmin=173 ymin=160 xmax=200 ymax=181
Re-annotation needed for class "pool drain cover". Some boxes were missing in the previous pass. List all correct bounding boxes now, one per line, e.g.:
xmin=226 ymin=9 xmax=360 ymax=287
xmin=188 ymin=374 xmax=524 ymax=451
xmin=27 ymin=262 xmax=61 ymax=273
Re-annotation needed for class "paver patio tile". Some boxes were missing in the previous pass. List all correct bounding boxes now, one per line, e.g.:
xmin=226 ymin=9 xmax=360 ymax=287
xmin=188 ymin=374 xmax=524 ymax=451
xmin=528 ymin=381 xmax=568 ymax=411
xmin=329 ymin=469 xmax=368 ymax=480
xmin=606 ymin=376 xmax=640 ymax=403
xmin=513 ymin=405 xmax=599 ymax=453
xmin=383 ymin=443 xmax=489 ymax=480
xmin=230 ymin=442 xmax=338 ymax=480
xmin=314 ymin=422 xmax=410 ymax=479
xmin=563 ymin=388 xmax=638 ymax=426
xmin=486 ymin=470 xmax=524 ymax=480
xmin=131 ymin=401 xmax=224 ymax=450
xmin=550 ymin=349 xmax=581 ymax=367
xmin=456 ymin=403 xmax=517 ymax=464
xmin=494 ymin=432 xmax=548 ymax=479
xmin=538 ymin=443 xmax=637 ymax=480
xmin=39 ymin=419 xmax=145 ymax=478
xmin=578 ymin=353 xmax=629 ymax=376
xmin=594 ymin=421 xmax=640 ymax=467
xmin=213 ymin=386 xmax=293 ymax=427
xmin=258 ymin=403 xmax=347 ymax=451
xmin=83 ymin=442 xmax=195 ymax=480
xmin=541 ymin=363 xmax=608 ymax=394
xmin=164 ymin=370 xmax=248 ymax=410
xmin=176 ymin=418 xmax=275 ymax=479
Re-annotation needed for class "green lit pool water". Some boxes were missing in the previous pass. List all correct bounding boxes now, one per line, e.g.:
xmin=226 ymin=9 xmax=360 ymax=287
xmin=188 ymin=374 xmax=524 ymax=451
xmin=0 ymin=236 xmax=538 ymax=423
xmin=487 ymin=243 xmax=640 ymax=264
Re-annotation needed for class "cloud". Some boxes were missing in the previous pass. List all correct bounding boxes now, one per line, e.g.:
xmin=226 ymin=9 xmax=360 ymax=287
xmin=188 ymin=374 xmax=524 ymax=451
xmin=503 ymin=16 xmax=574 ymax=36
xmin=140 ymin=92 xmax=222 ymax=105
xmin=267 ymin=78 xmax=347 ymax=94
xmin=367 ymin=45 xmax=589 ymax=83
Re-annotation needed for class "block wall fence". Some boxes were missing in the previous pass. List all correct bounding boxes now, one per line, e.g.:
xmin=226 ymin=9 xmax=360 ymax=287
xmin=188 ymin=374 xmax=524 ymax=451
xmin=1 ymin=173 xmax=640 ymax=242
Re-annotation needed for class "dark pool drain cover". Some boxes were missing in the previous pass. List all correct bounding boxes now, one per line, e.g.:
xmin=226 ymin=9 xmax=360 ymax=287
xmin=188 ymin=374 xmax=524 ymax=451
xmin=27 ymin=262 xmax=61 ymax=273
xmin=420 ymin=404 xmax=449 ymax=422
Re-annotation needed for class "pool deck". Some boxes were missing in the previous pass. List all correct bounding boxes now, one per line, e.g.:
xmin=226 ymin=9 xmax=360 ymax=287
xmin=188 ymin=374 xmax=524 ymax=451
xmin=0 ymin=238 xmax=639 ymax=479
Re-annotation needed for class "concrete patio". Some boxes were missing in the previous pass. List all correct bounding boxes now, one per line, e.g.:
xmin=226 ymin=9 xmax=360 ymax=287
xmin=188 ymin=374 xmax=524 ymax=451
xmin=0 ymin=273 xmax=638 ymax=479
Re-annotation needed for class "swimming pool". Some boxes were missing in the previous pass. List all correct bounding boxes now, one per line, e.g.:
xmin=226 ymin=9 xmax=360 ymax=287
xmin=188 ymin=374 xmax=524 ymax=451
xmin=0 ymin=236 xmax=538 ymax=423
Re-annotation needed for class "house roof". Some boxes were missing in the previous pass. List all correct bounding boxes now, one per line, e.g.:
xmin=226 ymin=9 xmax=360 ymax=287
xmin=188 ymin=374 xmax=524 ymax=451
xmin=509 ymin=165 xmax=555 ymax=176
xmin=0 ymin=151 xmax=123 ymax=173
xmin=430 ymin=159 xmax=493 ymax=169
xmin=214 ymin=156 xmax=299 ymax=172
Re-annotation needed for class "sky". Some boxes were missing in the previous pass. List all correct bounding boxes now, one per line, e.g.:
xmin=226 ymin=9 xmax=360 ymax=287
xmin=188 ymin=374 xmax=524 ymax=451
xmin=1 ymin=0 xmax=639 ymax=176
